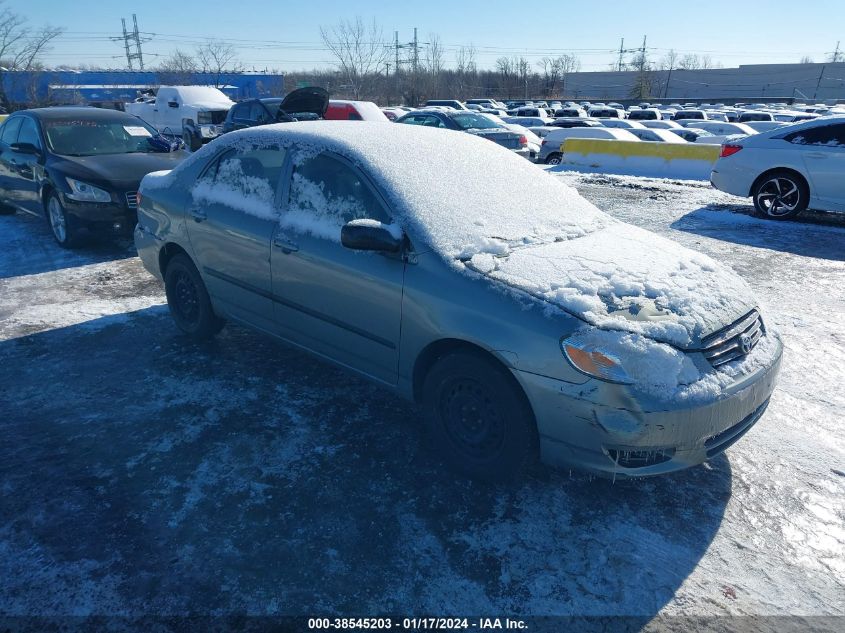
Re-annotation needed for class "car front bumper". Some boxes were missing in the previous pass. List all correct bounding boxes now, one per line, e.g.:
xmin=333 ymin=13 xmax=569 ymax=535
xmin=63 ymin=196 xmax=137 ymax=235
xmin=515 ymin=336 xmax=783 ymax=477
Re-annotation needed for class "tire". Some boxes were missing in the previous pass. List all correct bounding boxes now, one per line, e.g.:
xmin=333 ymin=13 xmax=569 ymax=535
xmin=183 ymin=129 xmax=200 ymax=152
xmin=45 ymin=193 xmax=81 ymax=248
xmin=752 ymin=170 xmax=809 ymax=220
xmin=545 ymin=152 xmax=562 ymax=165
xmin=163 ymin=254 xmax=225 ymax=340
xmin=421 ymin=350 xmax=538 ymax=482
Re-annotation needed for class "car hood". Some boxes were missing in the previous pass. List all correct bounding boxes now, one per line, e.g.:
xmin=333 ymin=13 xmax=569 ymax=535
xmin=466 ymin=127 xmax=518 ymax=138
xmin=463 ymin=222 xmax=757 ymax=349
xmin=279 ymin=86 xmax=329 ymax=118
xmin=53 ymin=152 xmax=189 ymax=189
xmin=187 ymin=101 xmax=233 ymax=111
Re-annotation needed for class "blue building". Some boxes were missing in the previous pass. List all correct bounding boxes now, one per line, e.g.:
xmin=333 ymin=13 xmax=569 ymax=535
xmin=1 ymin=70 xmax=285 ymax=109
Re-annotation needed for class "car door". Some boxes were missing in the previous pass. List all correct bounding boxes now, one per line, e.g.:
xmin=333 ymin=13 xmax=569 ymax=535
xmin=0 ymin=116 xmax=23 ymax=205
xmin=789 ymin=123 xmax=845 ymax=210
xmin=185 ymin=145 xmax=286 ymax=333
xmin=228 ymin=102 xmax=253 ymax=130
xmin=11 ymin=116 xmax=45 ymax=214
xmin=270 ymin=151 xmax=404 ymax=384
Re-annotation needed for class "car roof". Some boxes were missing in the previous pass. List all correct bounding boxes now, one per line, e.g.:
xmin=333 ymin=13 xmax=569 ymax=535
xmin=17 ymin=106 xmax=137 ymax=121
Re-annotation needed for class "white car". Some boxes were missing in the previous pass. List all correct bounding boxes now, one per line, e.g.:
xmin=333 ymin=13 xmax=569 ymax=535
xmin=599 ymin=119 xmax=646 ymax=130
xmin=681 ymin=121 xmax=758 ymax=137
xmin=743 ymin=121 xmax=789 ymax=133
xmin=710 ymin=117 xmax=845 ymax=218
xmin=628 ymin=128 xmax=688 ymax=143
xmin=539 ymin=127 xmax=639 ymax=164
xmin=642 ymin=120 xmax=682 ymax=130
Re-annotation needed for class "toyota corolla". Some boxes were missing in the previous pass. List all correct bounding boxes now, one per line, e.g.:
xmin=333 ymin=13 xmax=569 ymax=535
xmin=135 ymin=122 xmax=782 ymax=480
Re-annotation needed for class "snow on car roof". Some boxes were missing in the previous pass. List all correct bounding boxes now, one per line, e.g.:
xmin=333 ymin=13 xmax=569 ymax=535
xmin=145 ymin=120 xmax=610 ymax=260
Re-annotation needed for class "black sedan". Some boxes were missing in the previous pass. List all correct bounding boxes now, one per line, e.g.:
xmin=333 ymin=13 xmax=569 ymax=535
xmin=0 ymin=107 xmax=187 ymax=248
xmin=222 ymin=87 xmax=329 ymax=133
xmin=395 ymin=110 xmax=531 ymax=158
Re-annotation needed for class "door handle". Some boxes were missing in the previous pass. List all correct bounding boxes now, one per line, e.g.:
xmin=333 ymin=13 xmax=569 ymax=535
xmin=190 ymin=208 xmax=207 ymax=222
xmin=273 ymin=237 xmax=299 ymax=253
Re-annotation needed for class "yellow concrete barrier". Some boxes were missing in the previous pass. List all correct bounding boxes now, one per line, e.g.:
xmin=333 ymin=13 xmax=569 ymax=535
xmin=555 ymin=138 xmax=720 ymax=180
xmin=562 ymin=138 xmax=721 ymax=162
xmin=0 ymin=114 xmax=8 ymax=124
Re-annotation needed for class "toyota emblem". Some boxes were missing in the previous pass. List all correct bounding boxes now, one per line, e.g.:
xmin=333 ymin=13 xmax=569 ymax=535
xmin=739 ymin=333 xmax=753 ymax=355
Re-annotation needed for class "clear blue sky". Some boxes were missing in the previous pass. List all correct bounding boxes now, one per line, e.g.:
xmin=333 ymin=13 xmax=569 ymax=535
xmin=8 ymin=0 xmax=845 ymax=72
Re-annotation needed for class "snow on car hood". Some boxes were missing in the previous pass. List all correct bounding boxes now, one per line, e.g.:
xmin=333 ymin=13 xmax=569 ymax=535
xmin=466 ymin=222 xmax=756 ymax=348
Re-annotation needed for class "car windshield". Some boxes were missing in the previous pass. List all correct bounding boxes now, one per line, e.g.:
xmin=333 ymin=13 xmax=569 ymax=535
xmin=451 ymin=113 xmax=500 ymax=130
xmin=43 ymin=118 xmax=162 ymax=156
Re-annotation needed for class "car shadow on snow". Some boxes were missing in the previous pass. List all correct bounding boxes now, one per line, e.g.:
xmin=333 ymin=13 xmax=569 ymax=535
xmin=0 ymin=307 xmax=732 ymax=618
xmin=671 ymin=204 xmax=845 ymax=261
xmin=0 ymin=212 xmax=136 ymax=280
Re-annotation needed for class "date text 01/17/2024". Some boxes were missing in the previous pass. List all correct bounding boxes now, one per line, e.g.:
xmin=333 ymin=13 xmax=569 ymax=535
xmin=307 ymin=618 xmax=528 ymax=630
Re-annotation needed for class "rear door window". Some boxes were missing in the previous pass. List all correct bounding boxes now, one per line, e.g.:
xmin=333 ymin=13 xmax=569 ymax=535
xmin=17 ymin=118 xmax=42 ymax=150
xmin=194 ymin=145 xmax=287 ymax=218
xmin=785 ymin=124 xmax=845 ymax=147
xmin=0 ymin=117 xmax=22 ymax=145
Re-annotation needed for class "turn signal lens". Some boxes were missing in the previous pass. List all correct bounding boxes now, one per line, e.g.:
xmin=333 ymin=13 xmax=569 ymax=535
xmin=561 ymin=336 xmax=633 ymax=384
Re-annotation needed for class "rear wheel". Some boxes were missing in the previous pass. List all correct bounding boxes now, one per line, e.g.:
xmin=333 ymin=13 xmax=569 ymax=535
xmin=46 ymin=193 xmax=81 ymax=248
xmin=752 ymin=170 xmax=808 ymax=219
xmin=164 ymin=254 xmax=225 ymax=340
xmin=422 ymin=350 xmax=538 ymax=482
xmin=545 ymin=152 xmax=562 ymax=165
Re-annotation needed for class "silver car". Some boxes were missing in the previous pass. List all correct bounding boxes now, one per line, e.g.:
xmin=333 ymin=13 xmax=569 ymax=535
xmin=135 ymin=122 xmax=782 ymax=480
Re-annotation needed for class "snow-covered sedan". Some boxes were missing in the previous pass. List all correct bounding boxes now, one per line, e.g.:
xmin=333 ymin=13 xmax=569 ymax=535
xmin=135 ymin=122 xmax=782 ymax=480
xmin=711 ymin=116 xmax=845 ymax=218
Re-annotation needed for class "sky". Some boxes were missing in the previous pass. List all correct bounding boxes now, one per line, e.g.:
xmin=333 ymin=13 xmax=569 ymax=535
xmin=8 ymin=0 xmax=845 ymax=73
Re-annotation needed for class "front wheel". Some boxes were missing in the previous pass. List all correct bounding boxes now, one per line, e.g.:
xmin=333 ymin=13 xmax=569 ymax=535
xmin=752 ymin=171 xmax=808 ymax=219
xmin=545 ymin=152 xmax=562 ymax=165
xmin=422 ymin=350 xmax=538 ymax=482
xmin=164 ymin=254 xmax=225 ymax=340
xmin=46 ymin=193 xmax=81 ymax=248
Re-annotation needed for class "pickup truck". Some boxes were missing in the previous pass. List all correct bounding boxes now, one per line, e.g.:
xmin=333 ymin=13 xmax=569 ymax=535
xmin=125 ymin=86 xmax=234 ymax=151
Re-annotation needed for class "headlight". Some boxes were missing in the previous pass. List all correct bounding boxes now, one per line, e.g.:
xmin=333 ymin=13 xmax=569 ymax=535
xmin=561 ymin=330 xmax=633 ymax=384
xmin=65 ymin=178 xmax=112 ymax=203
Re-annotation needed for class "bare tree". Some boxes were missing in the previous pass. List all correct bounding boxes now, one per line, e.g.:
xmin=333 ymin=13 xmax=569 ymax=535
xmin=421 ymin=33 xmax=443 ymax=99
xmin=157 ymin=49 xmax=198 ymax=85
xmin=320 ymin=17 xmax=387 ymax=100
xmin=195 ymin=39 xmax=243 ymax=88
xmin=678 ymin=53 xmax=702 ymax=70
xmin=454 ymin=45 xmax=477 ymax=99
xmin=0 ymin=1 xmax=62 ymax=108
xmin=800 ymin=55 xmax=814 ymax=64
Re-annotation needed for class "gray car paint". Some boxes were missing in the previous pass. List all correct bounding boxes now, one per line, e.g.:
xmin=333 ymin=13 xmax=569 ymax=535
xmin=135 ymin=134 xmax=782 ymax=477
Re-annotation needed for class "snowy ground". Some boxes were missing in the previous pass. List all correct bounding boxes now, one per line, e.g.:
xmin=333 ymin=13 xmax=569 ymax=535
xmin=0 ymin=174 xmax=843 ymax=630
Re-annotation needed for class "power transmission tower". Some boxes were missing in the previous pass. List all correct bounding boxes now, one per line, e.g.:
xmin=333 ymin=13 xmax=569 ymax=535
xmin=111 ymin=14 xmax=150 ymax=70
xmin=830 ymin=41 xmax=842 ymax=63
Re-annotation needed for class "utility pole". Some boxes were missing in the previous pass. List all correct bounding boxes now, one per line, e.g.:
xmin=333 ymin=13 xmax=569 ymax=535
xmin=111 ymin=14 xmax=149 ymax=70
xmin=617 ymin=38 xmax=624 ymax=72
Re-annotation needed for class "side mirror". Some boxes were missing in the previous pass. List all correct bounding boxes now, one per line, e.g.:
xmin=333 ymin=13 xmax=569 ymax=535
xmin=341 ymin=219 xmax=403 ymax=253
xmin=10 ymin=142 xmax=40 ymax=155
xmin=168 ymin=100 xmax=179 ymax=108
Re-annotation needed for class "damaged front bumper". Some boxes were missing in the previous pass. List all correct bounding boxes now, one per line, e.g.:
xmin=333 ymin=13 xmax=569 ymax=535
xmin=515 ymin=336 xmax=783 ymax=477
